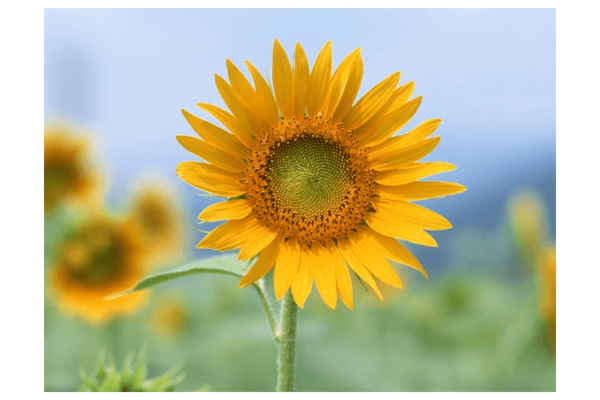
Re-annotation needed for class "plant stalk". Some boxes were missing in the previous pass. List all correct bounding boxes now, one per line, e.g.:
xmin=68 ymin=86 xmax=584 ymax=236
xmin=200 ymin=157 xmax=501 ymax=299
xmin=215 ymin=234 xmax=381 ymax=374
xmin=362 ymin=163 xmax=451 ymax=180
xmin=253 ymin=280 xmax=279 ymax=343
xmin=276 ymin=292 xmax=298 ymax=392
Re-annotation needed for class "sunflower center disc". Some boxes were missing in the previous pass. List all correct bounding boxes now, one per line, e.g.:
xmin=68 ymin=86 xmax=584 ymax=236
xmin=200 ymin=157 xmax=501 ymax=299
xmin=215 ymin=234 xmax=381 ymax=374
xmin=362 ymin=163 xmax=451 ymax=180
xmin=62 ymin=224 xmax=124 ymax=283
xmin=244 ymin=116 xmax=376 ymax=245
xmin=267 ymin=135 xmax=353 ymax=219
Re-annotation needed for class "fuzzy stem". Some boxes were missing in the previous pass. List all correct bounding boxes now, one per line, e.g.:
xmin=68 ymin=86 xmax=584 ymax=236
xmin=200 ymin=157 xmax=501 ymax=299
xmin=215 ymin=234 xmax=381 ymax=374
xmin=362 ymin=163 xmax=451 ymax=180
xmin=253 ymin=280 xmax=279 ymax=343
xmin=276 ymin=292 xmax=298 ymax=392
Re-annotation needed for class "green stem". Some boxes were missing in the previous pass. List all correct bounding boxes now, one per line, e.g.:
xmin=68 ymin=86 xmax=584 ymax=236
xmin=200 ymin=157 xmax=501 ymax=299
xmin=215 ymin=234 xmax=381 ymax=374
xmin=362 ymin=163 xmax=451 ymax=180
xmin=253 ymin=280 xmax=280 ymax=343
xmin=276 ymin=292 xmax=298 ymax=392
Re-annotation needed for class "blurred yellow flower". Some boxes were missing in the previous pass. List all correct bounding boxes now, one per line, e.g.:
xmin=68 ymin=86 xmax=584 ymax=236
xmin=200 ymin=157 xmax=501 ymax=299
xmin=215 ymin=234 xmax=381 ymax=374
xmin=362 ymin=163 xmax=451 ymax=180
xmin=148 ymin=296 xmax=187 ymax=339
xmin=48 ymin=213 xmax=148 ymax=324
xmin=508 ymin=189 xmax=549 ymax=263
xmin=176 ymin=40 xmax=465 ymax=309
xmin=44 ymin=124 xmax=99 ymax=213
xmin=128 ymin=183 xmax=186 ymax=264
xmin=538 ymin=247 xmax=556 ymax=350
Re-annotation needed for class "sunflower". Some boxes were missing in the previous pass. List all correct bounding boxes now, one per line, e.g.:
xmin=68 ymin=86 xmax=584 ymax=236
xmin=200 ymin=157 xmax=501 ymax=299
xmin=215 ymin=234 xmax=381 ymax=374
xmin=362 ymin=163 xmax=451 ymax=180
xmin=44 ymin=124 xmax=98 ymax=213
xmin=48 ymin=213 xmax=148 ymax=324
xmin=148 ymin=295 xmax=187 ymax=339
xmin=508 ymin=189 xmax=548 ymax=265
xmin=176 ymin=40 xmax=465 ymax=309
xmin=128 ymin=183 xmax=186 ymax=264
xmin=538 ymin=247 xmax=556 ymax=350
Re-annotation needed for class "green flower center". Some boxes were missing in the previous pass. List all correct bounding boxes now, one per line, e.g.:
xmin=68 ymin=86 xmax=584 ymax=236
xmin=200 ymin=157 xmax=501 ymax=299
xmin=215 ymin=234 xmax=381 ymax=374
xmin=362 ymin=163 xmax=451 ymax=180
xmin=266 ymin=135 xmax=353 ymax=220
xmin=244 ymin=116 xmax=375 ymax=245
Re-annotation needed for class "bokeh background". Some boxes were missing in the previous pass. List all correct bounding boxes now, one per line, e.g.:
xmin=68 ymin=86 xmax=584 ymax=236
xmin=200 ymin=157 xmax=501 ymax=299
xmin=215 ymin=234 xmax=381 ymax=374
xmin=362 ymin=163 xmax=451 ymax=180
xmin=44 ymin=8 xmax=556 ymax=391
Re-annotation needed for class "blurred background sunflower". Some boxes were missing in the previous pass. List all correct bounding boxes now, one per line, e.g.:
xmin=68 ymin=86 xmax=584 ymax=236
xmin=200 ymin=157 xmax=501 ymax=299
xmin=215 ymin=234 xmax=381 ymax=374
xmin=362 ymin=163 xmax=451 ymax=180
xmin=48 ymin=212 xmax=149 ymax=324
xmin=44 ymin=123 xmax=101 ymax=213
xmin=148 ymin=294 xmax=188 ymax=339
xmin=44 ymin=9 xmax=556 ymax=391
xmin=538 ymin=248 xmax=556 ymax=350
xmin=127 ymin=181 xmax=187 ymax=266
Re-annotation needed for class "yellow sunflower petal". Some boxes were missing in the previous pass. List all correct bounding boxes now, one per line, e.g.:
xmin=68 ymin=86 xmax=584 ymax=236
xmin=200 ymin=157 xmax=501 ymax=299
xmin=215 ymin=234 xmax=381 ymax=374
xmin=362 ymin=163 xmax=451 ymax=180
xmin=196 ymin=213 xmax=259 ymax=250
xmin=226 ymin=60 xmax=274 ymax=134
xmin=198 ymin=199 xmax=253 ymax=222
xmin=357 ymin=96 xmax=422 ymax=148
xmin=291 ymin=243 xmax=313 ymax=308
xmin=337 ymin=238 xmax=383 ymax=300
xmin=358 ymin=225 xmax=428 ymax=279
xmin=292 ymin=42 xmax=310 ymax=119
xmin=196 ymin=103 xmax=258 ymax=150
xmin=326 ymin=48 xmax=363 ymax=123
xmin=272 ymin=39 xmax=294 ymax=119
xmin=244 ymin=60 xmax=280 ymax=125
xmin=176 ymin=160 xmax=242 ymax=181
xmin=274 ymin=237 xmax=302 ymax=300
xmin=311 ymin=243 xmax=337 ymax=309
xmin=374 ymin=162 xmax=457 ymax=186
xmin=176 ymin=161 xmax=246 ymax=197
xmin=237 ymin=223 xmax=279 ymax=261
xmin=352 ymin=81 xmax=415 ymax=139
xmin=377 ymin=181 xmax=467 ymax=201
xmin=364 ymin=211 xmax=439 ymax=247
xmin=380 ymin=81 xmax=416 ymax=115
xmin=343 ymin=71 xmax=400 ymax=130
xmin=239 ymin=236 xmax=282 ymax=288
xmin=226 ymin=59 xmax=256 ymax=103
xmin=327 ymin=240 xmax=353 ymax=309
xmin=214 ymin=74 xmax=263 ymax=138
xmin=372 ymin=198 xmax=453 ymax=231
xmin=197 ymin=213 xmax=277 ymax=255
xmin=368 ymin=118 xmax=442 ymax=160
xmin=182 ymin=109 xmax=250 ymax=159
xmin=175 ymin=135 xmax=247 ymax=173
xmin=369 ymin=136 xmax=441 ymax=171
xmin=347 ymin=230 xmax=403 ymax=288
xmin=307 ymin=41 xmax=332 ymax=117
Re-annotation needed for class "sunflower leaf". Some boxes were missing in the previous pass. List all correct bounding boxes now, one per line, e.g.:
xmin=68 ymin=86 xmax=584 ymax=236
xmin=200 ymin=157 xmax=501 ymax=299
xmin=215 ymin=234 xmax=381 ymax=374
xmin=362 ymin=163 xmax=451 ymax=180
xmin=105 ymin=255 xmax=281 ymax=342
xmin=105 ymin=256 xmax=246 ymax=299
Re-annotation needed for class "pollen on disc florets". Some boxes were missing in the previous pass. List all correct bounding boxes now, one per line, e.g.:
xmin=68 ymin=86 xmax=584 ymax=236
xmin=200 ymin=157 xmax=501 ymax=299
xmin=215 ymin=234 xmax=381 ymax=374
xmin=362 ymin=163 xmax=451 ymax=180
xmin=244 ymin=115 xmax=376 ymax=246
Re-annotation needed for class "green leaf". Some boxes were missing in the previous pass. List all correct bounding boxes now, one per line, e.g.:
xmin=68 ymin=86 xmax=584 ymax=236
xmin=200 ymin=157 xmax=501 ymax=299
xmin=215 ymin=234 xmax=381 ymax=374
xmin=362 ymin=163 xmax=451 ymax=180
xmin=132 ymin=358 xmax=145 ymax=388
xmin=98 ymin=369 xmax=121 ymax=392
xmin=106 ymin=256 xmax=247 ymax=300
xmin=104 ymin=255 xmax=281 ymax=343
xmin=144 ymin=364 xmax=184 ymax=392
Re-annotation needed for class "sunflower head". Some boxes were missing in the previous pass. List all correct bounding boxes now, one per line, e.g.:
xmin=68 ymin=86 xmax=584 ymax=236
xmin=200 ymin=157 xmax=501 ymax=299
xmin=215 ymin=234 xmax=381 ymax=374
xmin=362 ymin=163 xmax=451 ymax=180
xmin=508 ymin=189 xmax=549 ymax=264
xmin=44 ymin=124 xmax=99 ymax=213
xmin=176 ymin=40 xmax=465 ymax=309
xmin=128 ymin=183 xmax=186 ymax=264
xmin=537 ymin=247 xmax=556 ymax=350
xmin=148 ymin=295 xmax=188 ymax=339
xmin=48 ymin=213 xmax=148 ymax=324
